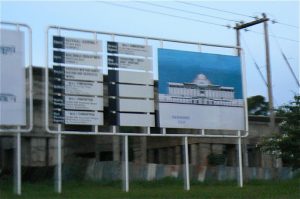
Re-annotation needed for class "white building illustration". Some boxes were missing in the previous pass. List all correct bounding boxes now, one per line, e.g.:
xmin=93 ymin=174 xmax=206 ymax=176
xmin=159 ymin=74 xmax=243 ymax=107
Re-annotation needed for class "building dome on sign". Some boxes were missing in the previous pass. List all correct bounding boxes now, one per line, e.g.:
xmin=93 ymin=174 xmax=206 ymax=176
xmin=192 ymin=74 xmax=211 ymax=86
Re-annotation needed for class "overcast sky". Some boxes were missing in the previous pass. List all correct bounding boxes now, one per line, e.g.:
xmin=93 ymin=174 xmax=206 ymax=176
xmin=1 ymin=0 xmax=299 ymax=106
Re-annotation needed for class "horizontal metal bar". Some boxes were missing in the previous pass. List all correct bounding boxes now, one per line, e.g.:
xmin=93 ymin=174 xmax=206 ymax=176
xmin=46 ymin=129 xmax=248 ymax=138
xmin=47 ymin=25 xmax=240 ymax=49
xmin=0 ymin=21 xmax=31 ymax=29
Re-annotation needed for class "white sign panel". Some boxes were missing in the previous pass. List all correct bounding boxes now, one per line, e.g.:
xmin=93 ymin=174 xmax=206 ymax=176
xmin=53 ymin=66 xmax=103 ymax=82
xmin=107 ymin=56 xmax=152 ymax=71
xmin=65 ymin=96 xmax=103 ymax=111
xmin=53 ymin=51 xmax=102 ymax=66
xmin=118 ymin=84 xmax=154 ymax=98
xmin=159 ymin=103 xmax=245 ymax=130
xmin=119 ymin=113 xmax=155 ymax=127
xmin=0 ymin=29 xmax=26 ymax=125
xmin=109 ymin=70 xmax=153 ymax=85
xmin=53 ymin=36 xmax=102 ymax=52
xmin=65 ymin=110 xmax=103 ymax=125
xmin=119 ymin=99 xmax=154 ymax=113
xmin=65 ymin=81 xmax=103 ymax=96
xmin=107 ymin=41 xmax=152 ymax=57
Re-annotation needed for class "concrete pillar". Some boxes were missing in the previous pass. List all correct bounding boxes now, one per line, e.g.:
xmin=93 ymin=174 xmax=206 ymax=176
xmin=242 ymin=143 xmax=249 ymax=167
xmin=167 ymin=147 xmax=174 ymax=165
xmin=133 ymin=137 xmax=147 ymax=164
xmin=148 ymin=149 xmax=155 ymax=163
xmin=158 ymin=148 xmax=166 ymax=164
xmin=212 ymin=144 xmax=223 ymax=154
xmin=140 ymin=137 xmax=147 ymax=164
xmin=112 ymin=136 xmax=120 ymax=161
xmin=261 ymin=153 xmax=273 ymax=168
xmin=274 ymin=158 xmax=282 ymax=168
xmin=175 ymin=146 xmax=181 ymax=165
xmin=190 ymin=144 xmax=198 ymax=165
xmin=227 ymin=145 xmax=236 ymax=166
xmin=198 ymin=143 xmax=210 ymax=166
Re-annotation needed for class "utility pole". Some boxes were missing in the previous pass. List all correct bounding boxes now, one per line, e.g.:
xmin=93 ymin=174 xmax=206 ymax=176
xmin=235 ymin=13 xmax=275 ymax=130
xmin=262 ymin=13 xmax=275 ymax=130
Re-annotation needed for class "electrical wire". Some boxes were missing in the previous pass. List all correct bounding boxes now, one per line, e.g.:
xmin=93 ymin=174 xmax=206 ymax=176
xmin=246 ymin=29 xmax=299 ymax=43
xmin=269 ymin=26 xmax=300 ymax=88
xmin=136 ymin=1 xmax=240 ymax=23
xmin=271 ymin=20 xmax=299 ymax=29
xmin=98 ymin=1 xmax=229 ymax=28
xmin=176 ymin=1 xmax=256 ymax=19
xmin=241 ymin=35 xmax=268 ymax=86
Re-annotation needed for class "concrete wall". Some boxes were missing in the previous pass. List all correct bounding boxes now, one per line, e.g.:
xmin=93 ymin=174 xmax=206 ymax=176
xmin=81 ymin=160 xmax=294 ymax=182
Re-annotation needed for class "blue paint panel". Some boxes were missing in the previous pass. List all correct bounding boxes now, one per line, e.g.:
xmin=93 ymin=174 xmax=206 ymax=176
xmin=158 ymin=48 xmax=243 ymax=99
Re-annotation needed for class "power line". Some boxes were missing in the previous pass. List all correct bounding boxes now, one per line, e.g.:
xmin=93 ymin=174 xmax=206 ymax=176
xmin=269 ymin=26 xmax=300 ymax=88
xmin=241 ymin=35 xmax=268 ymax=86
xmin=180 ymin=1 xmax=299 ymax=30
xmin=98 ymin=1 xmax=229 ymax=28
xmin=136 ymin=1 xmax=239 ymax=23
xmin=271 ymin=20 xmax=299 ymax=29
xmin=176 ymin=1 xmax=256 ymax=19
xmin=246 ymin=29 xmax=299 ymax=43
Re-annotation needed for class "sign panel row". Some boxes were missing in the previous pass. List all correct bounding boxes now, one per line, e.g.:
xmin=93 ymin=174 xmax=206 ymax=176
xmin=53 ymin=51 xmax=102 ymax=66
xmin=54 ymin=110 xmax=103 ymax=125
xmin=108 ymin=84 xmax=154 ymax=99
xmin=54 ymin=95 xmax=103 ymax=111
xmin=108 ymin=70 xmax=153 ymax=85
xmin=53 ymin=36 xmax=102 ymax=52
xmin=107 ymin=56 xmax=152 ymax=71
xmin=107 ymin=41 xmax=152 ymax=57
xmin=53 ymin=80 xmax=103 ymax=96
xmin=109 ymin=98 xmax=154 ymax=113
xmin=53 ymin=66 xmax=103 ymax=82
xmin=110 ymin=112 xmax=155 ymax=127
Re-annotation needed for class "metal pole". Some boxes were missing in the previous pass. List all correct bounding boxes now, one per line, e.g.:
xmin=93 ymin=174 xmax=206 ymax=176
xmin=56 ymin=126 xmax=62 ymax=193
xmin=262 ymin=13 xmax=275 ymax=130
xmin=236 ymin=24 xmax=241 ymax=56
xmin=237 ymin=130 xmax=243 ymax=187
xmin=183 ymin=136 xmax=190 ymax=191
xmin=14 ymin=129 xmax=21 ymax=195
xmin=122 ymin=135 xmax=129 ymax=192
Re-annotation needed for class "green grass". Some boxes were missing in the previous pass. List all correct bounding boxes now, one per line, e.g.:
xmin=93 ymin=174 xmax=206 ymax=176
xmin=0 ymin=177 xmax=299 ymax=199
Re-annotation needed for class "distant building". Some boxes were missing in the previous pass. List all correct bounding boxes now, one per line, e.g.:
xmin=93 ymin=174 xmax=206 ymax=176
xmin=159 ymin=74 xmax=243 ymax=107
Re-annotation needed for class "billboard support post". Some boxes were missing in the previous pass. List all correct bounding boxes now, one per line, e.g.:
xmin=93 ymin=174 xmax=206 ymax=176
xmin=55 ymin=126 xmax=62 ymax=193
xmin=183 ymin=136 xmax=190 ymax=191
xmin=237 ymin=130 xmax=243 ymax=187
xmin=122 ymin=135 xmax=129 ymax=192
xmin=13 ymin=128 xmax=21 ymax=195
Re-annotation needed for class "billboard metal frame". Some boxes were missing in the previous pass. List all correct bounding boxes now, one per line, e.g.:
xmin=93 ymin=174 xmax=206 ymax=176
xmin=0 ymin=21 xmax=33 ymax=195
xmin=45 ymin=25 xmax=249 ymax=193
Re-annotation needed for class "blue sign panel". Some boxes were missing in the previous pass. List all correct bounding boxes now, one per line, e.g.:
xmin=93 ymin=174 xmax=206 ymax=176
xmin=158 ymin=48 xmax=245 ymax=130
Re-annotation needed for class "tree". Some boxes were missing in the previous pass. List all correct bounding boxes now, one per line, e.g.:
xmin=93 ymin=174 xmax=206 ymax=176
xmin=247 ymin=95 xmax=269 ymax=116
xmin=260 ymin=95 xmax=300 ymax=169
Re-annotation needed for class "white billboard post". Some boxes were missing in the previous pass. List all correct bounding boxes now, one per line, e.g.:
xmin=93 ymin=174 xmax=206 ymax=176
xmin=0 ymin=21 xmax=33 ymax=195
xmin=45 ymin=25 xmax=248 ymax=193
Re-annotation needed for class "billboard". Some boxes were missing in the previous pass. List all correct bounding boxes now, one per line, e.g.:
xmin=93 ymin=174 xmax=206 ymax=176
xmin=158 ymin=48 xmax=245 ymax=130
xmin=0 ymin=29 xmax=26 ymax=125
